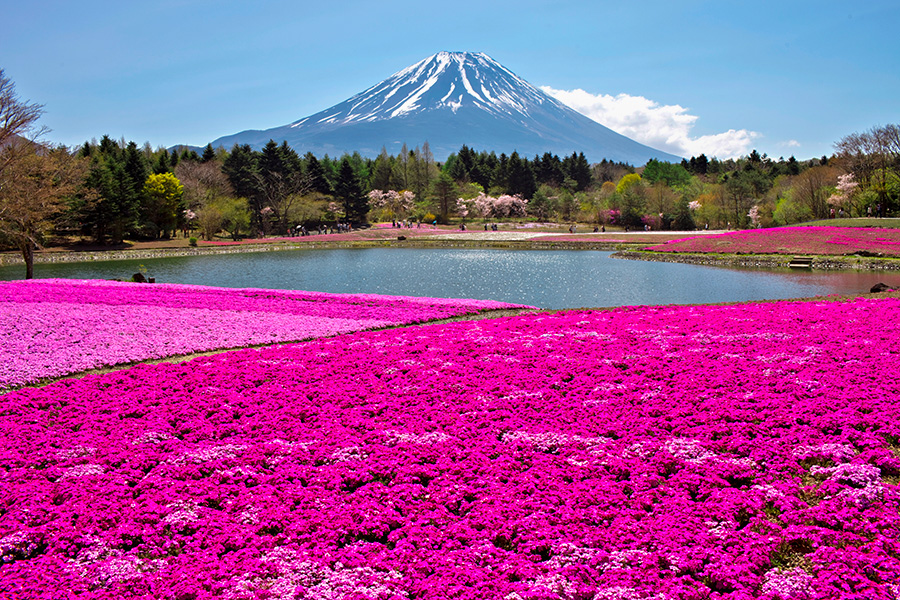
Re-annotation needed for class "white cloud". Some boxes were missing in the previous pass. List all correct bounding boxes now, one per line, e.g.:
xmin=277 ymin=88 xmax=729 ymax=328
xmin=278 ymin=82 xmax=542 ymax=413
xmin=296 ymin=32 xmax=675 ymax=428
xmin=781 ymin=140 xmax=801 ymax=148
xmin=540 ymin=86 xmax=759 ymax=160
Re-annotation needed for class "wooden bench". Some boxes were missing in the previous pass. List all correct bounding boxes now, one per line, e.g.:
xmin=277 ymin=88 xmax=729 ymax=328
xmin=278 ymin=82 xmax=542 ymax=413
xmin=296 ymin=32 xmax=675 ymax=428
xmin=788 ymin=256 xmax=813 ymax=269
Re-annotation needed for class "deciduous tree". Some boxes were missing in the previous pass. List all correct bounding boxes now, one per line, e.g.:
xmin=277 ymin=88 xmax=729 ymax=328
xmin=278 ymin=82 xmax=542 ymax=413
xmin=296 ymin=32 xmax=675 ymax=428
xmin=141 ymin=172 xmax=184 ymax=238
xmin=0 ymin=143 xmax=90 ymax=278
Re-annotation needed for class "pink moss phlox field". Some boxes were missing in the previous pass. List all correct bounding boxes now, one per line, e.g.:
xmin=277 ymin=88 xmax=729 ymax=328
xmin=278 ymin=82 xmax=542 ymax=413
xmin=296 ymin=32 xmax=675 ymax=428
xmin=644 ymin=226 xmax=900 ymax=256
xmin=0 ymin=279 xmax=527 ymax=389
xmin=2 ymin=298 xmax=900 ymax=599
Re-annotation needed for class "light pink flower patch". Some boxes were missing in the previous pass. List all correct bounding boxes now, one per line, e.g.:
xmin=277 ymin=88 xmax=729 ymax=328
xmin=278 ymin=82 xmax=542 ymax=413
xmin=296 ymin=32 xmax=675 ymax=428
xmin=1 ymin=296 xmax=899 ymax=598
xmin=0 ymin=279 xmax=529 ymax=389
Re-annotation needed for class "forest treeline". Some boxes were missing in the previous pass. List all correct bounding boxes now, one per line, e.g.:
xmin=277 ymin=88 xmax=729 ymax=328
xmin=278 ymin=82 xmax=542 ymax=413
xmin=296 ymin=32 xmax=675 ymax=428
xmin=54 ymin=125 xmax=898 ymax=244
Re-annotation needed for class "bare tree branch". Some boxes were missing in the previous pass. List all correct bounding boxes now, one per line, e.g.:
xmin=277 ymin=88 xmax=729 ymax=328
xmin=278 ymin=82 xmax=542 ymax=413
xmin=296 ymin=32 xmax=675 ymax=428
xmin=0 ymin=69 xmax=46 ymax=148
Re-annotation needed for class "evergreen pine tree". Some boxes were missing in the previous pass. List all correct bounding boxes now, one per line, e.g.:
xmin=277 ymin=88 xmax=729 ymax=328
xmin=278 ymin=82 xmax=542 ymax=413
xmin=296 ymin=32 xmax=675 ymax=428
xmin=372 ymin=147 xmax=394 ymax=190
xmin=154 ymin=150 xmax=171 ymax=174
xmin=507 ymin=151 xmax=536 ymax=199
xmin=335 ymin=157 xmax=367 ymax=224
xmin=432 ymin=171 xmax=456 ymax=222
xmin=304 ymin=153 xmax=331 ymax=194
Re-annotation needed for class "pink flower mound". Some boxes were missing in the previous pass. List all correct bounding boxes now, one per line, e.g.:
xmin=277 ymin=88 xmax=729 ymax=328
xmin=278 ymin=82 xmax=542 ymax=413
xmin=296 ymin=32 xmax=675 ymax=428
xmin=0 ymin=279 xmax=528 ymax=389
xmin=644 ymin=226 xmax=900 ymax=256
xmin=2 ymin=298 xmax=899 ymax=599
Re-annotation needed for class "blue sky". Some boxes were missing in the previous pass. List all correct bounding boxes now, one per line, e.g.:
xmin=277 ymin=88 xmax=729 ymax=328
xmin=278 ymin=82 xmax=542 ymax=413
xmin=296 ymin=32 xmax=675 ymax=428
xmin=3 ymin=0 xmax=898 ymax=160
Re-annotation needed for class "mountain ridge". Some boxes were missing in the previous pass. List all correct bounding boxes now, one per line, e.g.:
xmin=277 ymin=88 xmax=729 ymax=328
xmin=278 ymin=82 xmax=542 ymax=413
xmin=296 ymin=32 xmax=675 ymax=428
xmin=210 ymin=52 xmax=681 ymax=164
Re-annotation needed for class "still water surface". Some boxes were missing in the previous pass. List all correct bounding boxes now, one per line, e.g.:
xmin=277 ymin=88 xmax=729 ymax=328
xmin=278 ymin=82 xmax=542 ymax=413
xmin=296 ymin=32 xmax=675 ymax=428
xmin=3 ymin=248 xmax=899 ymax=309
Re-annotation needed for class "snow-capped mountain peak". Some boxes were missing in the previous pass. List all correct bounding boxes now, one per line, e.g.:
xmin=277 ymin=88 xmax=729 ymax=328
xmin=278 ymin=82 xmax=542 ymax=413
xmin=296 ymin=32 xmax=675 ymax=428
xmin=211 ymin=52 xmax=682 ymax=164
xmin=290 ymin=51 xmax=558 ymax=128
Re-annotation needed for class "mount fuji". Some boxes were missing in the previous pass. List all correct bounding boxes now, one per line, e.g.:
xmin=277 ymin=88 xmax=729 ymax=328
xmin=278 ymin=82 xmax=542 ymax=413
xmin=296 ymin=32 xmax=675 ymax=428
xmin=210 ymin=52 xmax=681 ymax=164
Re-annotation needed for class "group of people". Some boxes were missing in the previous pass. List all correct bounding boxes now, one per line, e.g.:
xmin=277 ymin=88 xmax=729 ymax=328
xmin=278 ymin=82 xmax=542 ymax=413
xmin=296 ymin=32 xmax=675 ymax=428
xmin=392 ymin=220 xmax=420 ymax=229
xmin=829 ymin=204 xmax=884 ymax=218
xmin=291 ymin=223 xmax=352 ymax=237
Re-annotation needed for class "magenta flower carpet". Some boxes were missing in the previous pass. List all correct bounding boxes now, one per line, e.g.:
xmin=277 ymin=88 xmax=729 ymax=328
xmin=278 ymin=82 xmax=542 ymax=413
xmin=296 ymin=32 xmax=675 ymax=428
xmin=0 ymin=279 xmax=526 ymax=390
xmin=644 ymin=227 xmax=900 ymax=256
xmin=2 ymin=296 xmax=899 ymax=599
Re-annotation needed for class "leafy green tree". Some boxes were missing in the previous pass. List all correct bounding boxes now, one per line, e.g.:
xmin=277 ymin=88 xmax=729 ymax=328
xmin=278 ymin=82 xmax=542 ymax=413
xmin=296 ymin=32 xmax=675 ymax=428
xmin=791 ymin=165 xmax=837 ymax=219
xmin=528 ymin=186 xmax=557 ymax=221
xmin=615 ymin=173 xmax=646 ymax=227
xmin=141 ymin=172 xmax=184 ymax=238
xmin=672 ymin=195 xmax=696 ymax=230
xmin=219 ymin=196 xmax=251 ymax=240
xmin=724 ymin=173 xmax=757 ymax=227
xmin=643 ymin=159 xmax=691 ymax=188
xmin=558 ymin=189 xmax=577 ymax=221
xmin=196 ymin=202 xmax=224 ymax=240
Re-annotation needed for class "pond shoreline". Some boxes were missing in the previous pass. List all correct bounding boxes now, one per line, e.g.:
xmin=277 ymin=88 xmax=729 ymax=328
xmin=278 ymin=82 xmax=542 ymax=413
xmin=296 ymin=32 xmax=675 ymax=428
xmin=0 ymin=239 xmax=637 ymax=266
xmin=613 ymin=250 xmax=900 ymax=271
xmin=4 ymin=239 xmax=900 ymax=272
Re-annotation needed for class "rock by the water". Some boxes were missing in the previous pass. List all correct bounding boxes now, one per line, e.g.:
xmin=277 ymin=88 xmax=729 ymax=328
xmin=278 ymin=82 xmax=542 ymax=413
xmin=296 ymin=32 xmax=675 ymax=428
xmin=870 ymin=282 xmax=893 ymax=293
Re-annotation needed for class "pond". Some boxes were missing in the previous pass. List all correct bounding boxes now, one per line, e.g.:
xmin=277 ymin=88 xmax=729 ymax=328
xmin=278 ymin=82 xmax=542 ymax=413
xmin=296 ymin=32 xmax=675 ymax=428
xmin=3 ymin=248 xmax=899 ymax=309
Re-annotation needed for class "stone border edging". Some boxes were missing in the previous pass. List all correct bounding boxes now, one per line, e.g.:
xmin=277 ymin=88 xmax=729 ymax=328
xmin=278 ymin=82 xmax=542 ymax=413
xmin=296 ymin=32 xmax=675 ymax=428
xmin=1 ymin=240 xmax=637 ymax=267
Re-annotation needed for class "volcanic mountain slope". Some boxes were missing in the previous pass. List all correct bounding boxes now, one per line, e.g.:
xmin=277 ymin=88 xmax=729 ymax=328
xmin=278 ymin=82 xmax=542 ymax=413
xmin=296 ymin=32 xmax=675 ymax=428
xmin=210 ymin=51 xmax=681 ymax=164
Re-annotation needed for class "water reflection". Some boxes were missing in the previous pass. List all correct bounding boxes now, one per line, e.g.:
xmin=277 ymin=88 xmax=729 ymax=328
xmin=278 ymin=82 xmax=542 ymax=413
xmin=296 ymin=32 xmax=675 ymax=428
xmin=3 ymin=249 xmax=899 ymax=309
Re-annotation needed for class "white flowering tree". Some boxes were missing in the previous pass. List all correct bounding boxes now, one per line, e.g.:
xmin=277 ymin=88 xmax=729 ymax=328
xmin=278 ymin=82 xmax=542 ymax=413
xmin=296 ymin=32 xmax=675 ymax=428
xmin=457 ymin=192 xmax=527 ymax=221
xmin=827 ymin=173 xmax=860 ymax=216
xmin=368 ymin=189 xmax=415 ymax=221
xmin=748 ymin=205 xmax=761 ymax=227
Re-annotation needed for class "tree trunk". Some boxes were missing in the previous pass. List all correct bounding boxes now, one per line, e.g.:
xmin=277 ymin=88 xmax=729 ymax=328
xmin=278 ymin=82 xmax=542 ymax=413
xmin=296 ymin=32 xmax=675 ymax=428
xmin=22 ymin=242 xmax=34 ymax=279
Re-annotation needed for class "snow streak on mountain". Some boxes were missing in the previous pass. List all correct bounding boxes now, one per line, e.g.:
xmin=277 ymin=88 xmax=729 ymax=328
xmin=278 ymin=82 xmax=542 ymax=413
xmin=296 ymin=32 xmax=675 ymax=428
xmin=210 ymin=52 xmax=681 ymax=164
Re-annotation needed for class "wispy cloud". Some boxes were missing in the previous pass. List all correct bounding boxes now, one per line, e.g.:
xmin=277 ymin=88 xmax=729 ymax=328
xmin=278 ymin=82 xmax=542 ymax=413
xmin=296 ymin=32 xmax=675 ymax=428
xmin=540 ymin=86 xmax=759 ymax=160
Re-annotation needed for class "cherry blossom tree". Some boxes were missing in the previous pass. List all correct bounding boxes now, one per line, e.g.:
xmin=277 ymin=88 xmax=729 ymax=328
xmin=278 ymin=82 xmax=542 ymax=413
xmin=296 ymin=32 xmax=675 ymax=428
xmin=827 ymin=173 xmax=859 ymax=216
xmin=748 ymin=205 xmax=761 ymax=228
xmin=368 ymin=189 xmax=415 ymax=220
